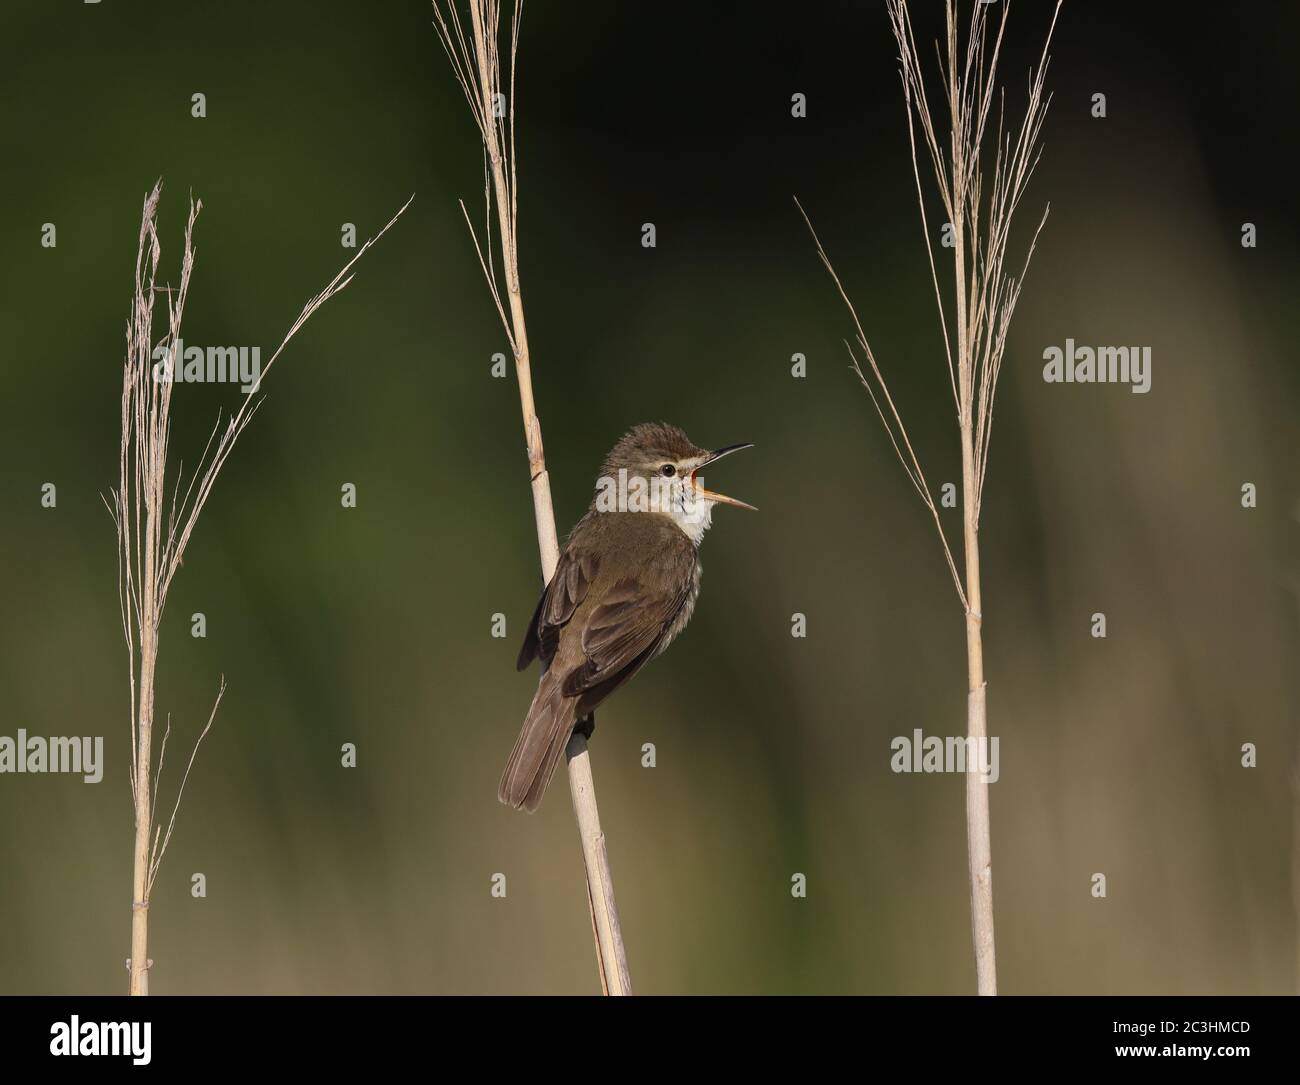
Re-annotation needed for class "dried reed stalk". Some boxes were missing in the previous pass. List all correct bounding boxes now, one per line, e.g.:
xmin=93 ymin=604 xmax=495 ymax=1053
xmin=108 ymin=181 xmax=409 ymax=994
xmin=799 ymin=0 xmax=1061 ymax=994
xmin=432 ymin=0 xmax=631 ymax=995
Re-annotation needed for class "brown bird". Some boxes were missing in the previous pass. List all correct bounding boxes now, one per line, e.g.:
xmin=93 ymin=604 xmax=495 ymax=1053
xmin=500 ymin=422 xmax=755 ymax=811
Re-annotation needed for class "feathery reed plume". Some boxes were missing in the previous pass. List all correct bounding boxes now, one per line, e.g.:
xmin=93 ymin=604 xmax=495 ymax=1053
xmin=432 ymin=0 xmax=632 ymax=995
xmin=798 ymin=0 xmax=1061 ymax=994
xmin=107 ymin=181 xmax=409 ymax=994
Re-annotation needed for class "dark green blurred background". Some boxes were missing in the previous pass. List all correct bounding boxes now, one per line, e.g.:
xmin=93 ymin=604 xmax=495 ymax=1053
xmin=1 ymin=1 xmax=1296 ymax=994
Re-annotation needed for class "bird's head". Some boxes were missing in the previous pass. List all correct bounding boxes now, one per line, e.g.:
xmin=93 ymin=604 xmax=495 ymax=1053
xmin=595 ymin=422 xmax=755 ymax=543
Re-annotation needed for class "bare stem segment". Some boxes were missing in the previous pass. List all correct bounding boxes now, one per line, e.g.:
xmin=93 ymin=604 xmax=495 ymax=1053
xmin=961 ymin=418 xmax=995 ymax=993
xmin=434 ymin=0 xmax=631 ymax=995
xmin=128 ymin=648 xmax=156 ymax=996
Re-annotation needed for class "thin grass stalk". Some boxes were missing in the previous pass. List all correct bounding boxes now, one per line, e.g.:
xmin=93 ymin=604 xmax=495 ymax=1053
xmin=432 ymin=0 xmax=631 ymax=995
xmin=112 ymin=182 xmax=408 ymax=994
xmin=800 ymin=0 xmax=1061 ymax=994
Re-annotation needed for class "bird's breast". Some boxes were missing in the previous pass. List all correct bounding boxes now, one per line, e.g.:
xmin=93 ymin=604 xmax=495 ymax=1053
xmin=657 ymin=561 xmax=702 ymax=656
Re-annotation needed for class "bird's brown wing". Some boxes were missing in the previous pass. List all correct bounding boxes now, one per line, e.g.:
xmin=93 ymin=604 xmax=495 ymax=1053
xmin=516 ymin=545 xmax=599 ymax=671
xmin=560 ymin=575 xmax=693 ymax=707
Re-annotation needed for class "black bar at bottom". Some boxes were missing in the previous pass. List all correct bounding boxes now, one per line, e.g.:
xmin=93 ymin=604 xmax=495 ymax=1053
xmin=2 ymin=994 xmax=1288 ymax=1071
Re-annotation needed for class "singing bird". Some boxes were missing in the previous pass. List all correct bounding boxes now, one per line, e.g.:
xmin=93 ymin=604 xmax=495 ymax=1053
xmin=500 ymin=422 xmax=754 ymax=811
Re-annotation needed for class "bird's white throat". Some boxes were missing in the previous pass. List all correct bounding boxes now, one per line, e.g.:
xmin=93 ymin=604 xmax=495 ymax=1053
xmin=669 ymin=485 xmax=714 ymax=545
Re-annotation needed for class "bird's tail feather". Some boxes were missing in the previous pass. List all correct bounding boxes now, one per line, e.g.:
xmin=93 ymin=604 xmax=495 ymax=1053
xmin=499 ymin=668 xmax=577 ymax=812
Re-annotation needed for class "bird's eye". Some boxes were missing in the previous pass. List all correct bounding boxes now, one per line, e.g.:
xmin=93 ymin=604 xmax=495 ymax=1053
xmin=660 ymin=464 xmax=676 ymax=477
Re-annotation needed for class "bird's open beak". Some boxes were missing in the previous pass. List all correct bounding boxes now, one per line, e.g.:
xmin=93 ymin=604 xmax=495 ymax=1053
xmin=691 ymin=443 xmax=757 ymax=511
